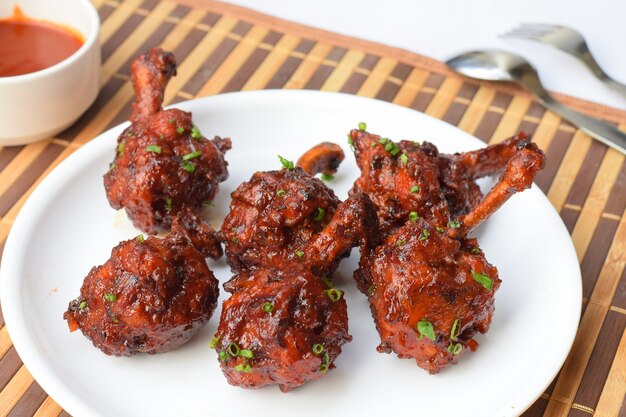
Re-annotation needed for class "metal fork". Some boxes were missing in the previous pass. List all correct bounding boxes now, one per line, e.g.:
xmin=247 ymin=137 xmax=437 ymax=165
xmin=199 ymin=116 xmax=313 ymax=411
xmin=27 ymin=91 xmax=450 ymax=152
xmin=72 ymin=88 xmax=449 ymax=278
xmin=501 ymin=23 xmax=626 ymax=97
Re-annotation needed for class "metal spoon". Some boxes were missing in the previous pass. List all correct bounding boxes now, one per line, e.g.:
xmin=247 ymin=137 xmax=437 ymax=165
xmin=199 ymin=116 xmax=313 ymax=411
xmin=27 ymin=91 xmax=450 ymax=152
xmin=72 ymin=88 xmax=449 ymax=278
xmin=446 ymin=50 xmax=626 ymax=154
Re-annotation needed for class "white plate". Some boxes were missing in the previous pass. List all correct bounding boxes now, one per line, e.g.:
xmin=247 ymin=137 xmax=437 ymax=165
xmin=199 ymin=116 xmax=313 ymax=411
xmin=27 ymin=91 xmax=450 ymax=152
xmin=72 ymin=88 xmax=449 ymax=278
xmin=0 ymin=90 xmax=581 ymax=417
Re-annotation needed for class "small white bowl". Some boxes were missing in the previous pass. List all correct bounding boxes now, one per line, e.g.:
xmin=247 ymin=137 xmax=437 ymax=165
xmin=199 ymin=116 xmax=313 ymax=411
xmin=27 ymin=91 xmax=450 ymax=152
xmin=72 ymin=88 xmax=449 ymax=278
xmin=0 ymin=0 xmax=101 ymax=146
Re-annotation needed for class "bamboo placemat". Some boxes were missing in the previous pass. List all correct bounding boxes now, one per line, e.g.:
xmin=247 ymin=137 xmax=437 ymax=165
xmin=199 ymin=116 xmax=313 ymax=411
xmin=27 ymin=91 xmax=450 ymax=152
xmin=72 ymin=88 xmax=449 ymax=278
xmin=0 ymin=0 xmax=624 ymax=416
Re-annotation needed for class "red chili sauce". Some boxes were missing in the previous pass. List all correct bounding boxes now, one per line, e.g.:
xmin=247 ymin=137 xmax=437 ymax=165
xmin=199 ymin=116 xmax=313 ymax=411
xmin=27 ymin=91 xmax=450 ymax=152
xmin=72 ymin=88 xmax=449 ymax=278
xmin=0 ymin=6 xmax=84 ymax=77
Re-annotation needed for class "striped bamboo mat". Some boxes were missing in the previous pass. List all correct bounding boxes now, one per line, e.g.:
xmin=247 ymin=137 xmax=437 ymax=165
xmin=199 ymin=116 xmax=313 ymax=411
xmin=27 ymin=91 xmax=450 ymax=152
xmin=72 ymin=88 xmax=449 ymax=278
xmin=0 ymin=0 xmax=624 ymax=416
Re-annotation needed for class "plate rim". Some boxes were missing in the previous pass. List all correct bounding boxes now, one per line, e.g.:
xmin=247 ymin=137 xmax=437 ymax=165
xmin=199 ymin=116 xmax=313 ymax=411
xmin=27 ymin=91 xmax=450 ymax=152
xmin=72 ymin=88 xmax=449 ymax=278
xmin=0 ymin=89 xmax=582 ymax=417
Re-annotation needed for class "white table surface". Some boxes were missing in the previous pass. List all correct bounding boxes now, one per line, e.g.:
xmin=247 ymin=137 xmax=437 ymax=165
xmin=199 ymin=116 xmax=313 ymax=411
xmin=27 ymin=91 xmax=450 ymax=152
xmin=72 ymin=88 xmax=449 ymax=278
xmin=225 ymin=0 xmax=626 ymax=111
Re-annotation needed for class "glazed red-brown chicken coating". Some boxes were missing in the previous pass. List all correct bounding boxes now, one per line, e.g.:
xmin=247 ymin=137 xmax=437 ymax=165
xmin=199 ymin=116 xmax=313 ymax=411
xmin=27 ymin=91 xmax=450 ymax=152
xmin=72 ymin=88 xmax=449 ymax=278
xmin=220 ymin=167 xmax=341 ymax=273
xmin=63 ymin=211 xmax=221 ymax=356
xmin=349 ymin=129 xmax=529 ymax=235
xmin=216 ymin=189 xmax=376 ymax=392
xmin=361 ymin=140 xmax=545 ymax=373
xmin=104 ymin=48 xmax=230 ymax=234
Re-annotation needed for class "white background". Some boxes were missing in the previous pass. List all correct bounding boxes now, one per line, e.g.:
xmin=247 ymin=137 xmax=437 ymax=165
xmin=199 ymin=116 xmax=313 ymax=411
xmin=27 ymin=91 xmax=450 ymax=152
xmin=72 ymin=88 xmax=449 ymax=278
xmin=225 ymin=0 xmax=626 ymax=111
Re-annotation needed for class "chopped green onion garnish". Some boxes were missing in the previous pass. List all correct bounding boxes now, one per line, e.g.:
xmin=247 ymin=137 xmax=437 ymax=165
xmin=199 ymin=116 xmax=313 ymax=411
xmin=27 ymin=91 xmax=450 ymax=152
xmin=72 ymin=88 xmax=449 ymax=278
xmin=182 ymin=150 xmax=202 ymax=161
xmin=109 ymin=162 xmax=116 ymax=171
xmin=451 ymin=319 xmax=461 ymax=341
xmin=447 ymin=342 xmax=463 ymax=355
xmin=238 ymin=349 xmax=254 ymax=359
xmin=105 ymin=293 xmax=117 ymax=302
xmin=262 ymin=302 xmax=274 ymax=313
xmin=449 ymin=219 xmax=461 ymax=229
xmin=358 ymin=121 xmax=367 ymax=132
xmin=320 ymin=363 xmax=329 ymax=373
xmin=146 ymin=145 xmax=162 ymax=154
xmin=135 ymin=234 xmax=145 ymax=243
xmin=295 ymin=250 xmax=304 ymax=258
xmin=416 ymin=320 xmax=435 ymax=341
xmin=321 ymin=276 xmax=333 ymax=288
xmin=228 ymin=342 xmax=240 ymax=356
xmin=321 ymin=173 xmax=334 ymax=181
xmin=181 ymin=161 xmax=196 ymax=173
xmin=278 ymin=155 xmax=294 ymax=170
xmin=234 ymin=363 xmax=252 ymax=373
xmin=312 ymin=344 xmax=325 ymax=355
xmin=165 ymin=196 xmax=172 ymax=213
xmin=399 ymin=153 xmax=408 ymax=164
xmin=396 ymin=239 xmax=406 ymax=246
xmin=219 ymin=351 xmax=228 ymax=361
xmin=410 ymin=185 xmax=420 ymax=193
xmin=168 ymin=118 xmax=175 ymax=124
xmin=384 ymin=141 xmax=401 ymax=156
xmin=325 ymin=288 xmax=342 ymax=302
xmin=347 ymin=134 xmax=354 ymax=150
xmin=409 ymin=211 xmax=418 ymax=222
xmin=436 ymin=227 xmax=445 ymax=233
xmin=209 ymin=336 xmax=220 ymax=349
xmin=176 ymin=126 xmax=185 ymax=135
xmin=78 ymin=300 xmax=87 ymax=310
xmin=276 ymin=189 xmax=286 ymax=197
xmin=379 ymin=137 xmax=388 ymax=144
xmin=203 ymin=200 xmax=215 ymax=207
xmin=368 ymin=285 xmax=375 ymax=296
xmin=471 ymin=247 xmax=481 ymax=254
xmin=190 ymin=126 xmax=202 ymax=139
xmin=472 ymin=270 xmax=493 ymax=291
xmin=117 ymin=143 xmax=125 ymax=155
xmin=419 ymin=229 xmax=430 ymax=241
xmin=319 ymin=351 xmax=330 ymax=373
xmin=313 ymin=207 xmax=325 ymax=222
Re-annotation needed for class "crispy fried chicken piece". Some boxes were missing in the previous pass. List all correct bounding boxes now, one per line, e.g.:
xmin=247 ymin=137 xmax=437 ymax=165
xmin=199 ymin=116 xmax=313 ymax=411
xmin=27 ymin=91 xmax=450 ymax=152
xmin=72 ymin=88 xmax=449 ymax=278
xmin=214 ymin=192 xmax=376 ymax=392
xmin=63 ymin=212 xmax=221 ymax=356
xmin=348 ymin=129 xmax=529 ymax=236
xmin=103 ymin=48 xmax=230 ymax=234
xmin=359 ymin=139 xmax=545 ymax=373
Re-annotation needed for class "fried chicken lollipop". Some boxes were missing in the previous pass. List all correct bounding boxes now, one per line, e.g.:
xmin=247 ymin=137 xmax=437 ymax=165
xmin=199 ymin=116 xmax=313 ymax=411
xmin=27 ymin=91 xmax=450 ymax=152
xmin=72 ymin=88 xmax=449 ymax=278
xmin=214 ymin=192 xmax=376 ymax=392
xmin=64 ymin=209 xmax=222 ymax=356
xmin=357 ymin=134 xmax=545 ymax=373
xmin=104 ymin=48 xmax=231 ymax=234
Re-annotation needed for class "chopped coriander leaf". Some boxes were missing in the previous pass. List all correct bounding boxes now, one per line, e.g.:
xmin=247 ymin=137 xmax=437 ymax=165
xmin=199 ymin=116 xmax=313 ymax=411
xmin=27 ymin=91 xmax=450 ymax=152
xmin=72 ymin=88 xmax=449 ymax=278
xmin=358 ymin=121 xmax=367 ymax=131
xmin=182 ymin=150 xmax=202 ymax=160
xmin=278 ymin=155 xmax=295 ymax=170
xmin=117 ymin=142 xmax=125 ymax=155
xmin=190 ymin=126 xmax=202 ymax=139
xmin=165 ymin=196 xmax=172 ymax=213
xmin=295 ymin=250 xmax=305 ymax=258
xmin=228 ymin=342 xmax=240 ymax=356
xmin=181 ymin=161 xmax=196 ymax=173
xmin=135 ymin=234 xmax=145 ymax=243
xmin=218 ymin=351 xmax=228 ymax=361
xmin=321 ymin=173 xmax=334 ymax=181
xmin=419 ymin=229 xmax=430 ymax=241
xmin=262 ymin=302 xmax=274 ymax=313
xmin=410 ymin=185 xmax=420 ymax=193
xmin=209 ymin=336 xmax=220 ymax=349
xmin=312 ymin=344 xmax=324 ymax=355
xmin=146 ymin=144 xmax=162 ymax=154
xmin=368 ymin=285 xmax=375 ymax=296
xmin=399 ymin=153 xmax=408 ymax=164
xmin=449 ymin=219 xmax=461 ymax=229
xmin=78 ymin=300 xmax=87 ymax=310
xmin=472 ymin=270 xmax=493 ymax=291
xmin=325 ymin=288 xmax=342 ymax=302
xmin=313 ymin=207 xmax=325 ymax=222
xmin=176 ymin=126 xmax=185 ymax=135
xmin=451 ymin=319 xmax=461 ymax=341
xmin=409 ymin=211 xmax=418 ymax=222
xmin=105 ymin=293 xmax=117 ymax=302
xmin=416 ymin=320 xmax=435 ymax=341
xmin=321 ymin=276 xmax=333 ymax=289
xmin=238 ymin=349 xmax=254 ymax=359
xmin=276 ymin=188 xmax=286 ymax=197
xmin=234 ymin=363 xmax=252 ymax=373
